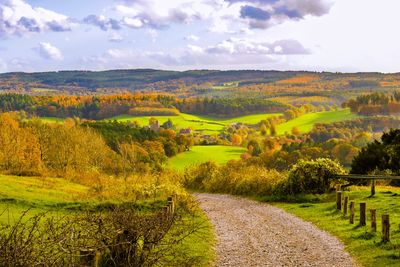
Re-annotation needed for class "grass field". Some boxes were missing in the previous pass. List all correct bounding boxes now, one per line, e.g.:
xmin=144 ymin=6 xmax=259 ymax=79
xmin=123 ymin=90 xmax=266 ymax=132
xmin=274 ymin=186 xmax=400 ymax=267
xmin=0 ymin=175 xmax=90 ymax=224
xmin=38 ymin=109 xmax=357 ymax=136
xmin=0 ymin=174 xmax=215 ymax=264
xmin=276 ymin=109 xmax=359 ymax=135
xmin=108 ymin=113 xmax=281 ymax=134
xmin=31 ymin=88 xmax=58 ymax=93
xmin=37 ymin=117 xmax=65 ymax=123
xmin=39 ymin=109 xmax=357 ymax=136
xmin=168 ymin=146 xmax=246 ymax=170
xmin=212 ymin=81 xmax=240 ymax=90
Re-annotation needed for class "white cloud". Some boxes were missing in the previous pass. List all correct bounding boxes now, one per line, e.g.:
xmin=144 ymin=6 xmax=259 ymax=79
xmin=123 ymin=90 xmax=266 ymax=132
xmin=123 ymin=17 xmax=143 ymax=28
xmin=80 ymin=36 xmax=309 ymax=71
xmin=274 ymin=45 xmax=283 ymax=53
xmin=0 ymin=0 xmax=73 ymax=37
xmin=35 ymin=42 xmax=63 ymax=60
xmin=114 ymin=5 xmax=139 ymax=16
xmin=185 ymin=34 xmax=200 ymax=41
xmin=109 ymin=32 xmax=123 ymax=42
xmin=114 ymin=0 xmax=221 ymax=29
xmin=83 ymin=15 xmax=121 ymax=31
xmin=111 ymin=0 xmax=332 ymax=32
xmin=205 ymin=38 xmax=308 ymax=55
xmin=187 ymin=44 xmax=203 ymax=53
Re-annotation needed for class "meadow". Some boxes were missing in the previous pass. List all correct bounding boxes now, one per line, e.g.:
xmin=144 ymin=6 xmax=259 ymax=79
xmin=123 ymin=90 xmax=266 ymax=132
xmin=37 ymin=116 xmax=65 ymax=123
xmin=275 ymin=186 xmax=400 ymax=267
xmin=276 ymin=109 xmax=359 ymax=135
xmin=107 ymin=113 xmax=281 ymax=134
xmin=42 ymin=109 xmax=356 ymax=136
xmin=0 ymin=174 xmax=215 ymax=265
xmin=168 ymin=145 xmax=246 ymax=170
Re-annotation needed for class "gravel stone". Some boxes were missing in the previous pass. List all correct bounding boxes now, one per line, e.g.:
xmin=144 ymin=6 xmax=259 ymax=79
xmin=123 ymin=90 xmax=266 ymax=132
xmin=195 ymin=193 xmax=356 ymax=267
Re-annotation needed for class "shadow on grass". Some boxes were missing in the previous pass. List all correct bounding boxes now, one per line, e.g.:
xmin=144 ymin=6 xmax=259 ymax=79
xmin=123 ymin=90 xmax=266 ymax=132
xmin=355 ymin=231 xmax=376 ymax=240
xmin=259 ymin=194 xmax=329 ymax=203
xmin=374 ymin=253 xmax=400 ymax=261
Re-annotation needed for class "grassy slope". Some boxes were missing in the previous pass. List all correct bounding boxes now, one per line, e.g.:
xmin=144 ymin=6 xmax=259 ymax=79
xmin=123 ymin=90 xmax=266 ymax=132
xmin=107 ymin=113 xmax=281 ymax=135
xmin=38 ymin=117 xmax=65 ymax=123
xmin=44 ymin=109 xmax=355 ymax=136
xmin=0 ymin=175 xmax=215 ymax=265
xmin=0 ymin=175 xmax=88 ymax=205
xmin=274 ymin=187 xmax=400 ymax=267
xmin=276 ymin=109 xmax=359 ymax=135
xmin=0 ymin=175 xmax=90 ymax=224
xmin=177 ymin=210 xmax=216 ymax=266
xmin=168 ymin=146 xmax=246 ymax=171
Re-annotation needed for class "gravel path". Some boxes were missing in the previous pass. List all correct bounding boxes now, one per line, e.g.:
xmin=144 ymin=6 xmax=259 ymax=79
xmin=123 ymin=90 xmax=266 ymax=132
xmin=195 ymin=193 xmax=356 ymax=267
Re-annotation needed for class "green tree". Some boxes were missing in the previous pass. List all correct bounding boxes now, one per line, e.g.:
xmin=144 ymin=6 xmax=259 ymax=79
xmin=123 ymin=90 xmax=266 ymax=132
xmin=247 ymin=139 xmax=262 ymax=156
xmin=288 ymin=158 xmax=345 ymax=194
xmin=351 ymin=129 xmax=400 ymax=174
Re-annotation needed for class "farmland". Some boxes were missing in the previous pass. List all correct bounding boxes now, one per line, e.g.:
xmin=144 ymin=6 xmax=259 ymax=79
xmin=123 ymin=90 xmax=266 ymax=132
xmin=276 ymin=109 xmax=359 ymax=135
xmin=107 ymin=113 xmax=281 ymax=134
xmin=37 ymin=117 xmax=66 ymax=123
xmin=168 ymin=145 xmax=246 ymax=170
xmin=107 ymin=109 xmax=358 ymax=136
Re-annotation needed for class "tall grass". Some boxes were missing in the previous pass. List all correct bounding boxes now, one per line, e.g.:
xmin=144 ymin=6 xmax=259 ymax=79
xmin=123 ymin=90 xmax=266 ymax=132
xmin=184 ymin=161 xmax=287 ymax=196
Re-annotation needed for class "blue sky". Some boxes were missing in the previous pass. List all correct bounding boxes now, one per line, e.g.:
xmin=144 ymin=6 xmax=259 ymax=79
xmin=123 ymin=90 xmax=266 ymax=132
xmin=0 ymin=0 xmax=399 ymax=73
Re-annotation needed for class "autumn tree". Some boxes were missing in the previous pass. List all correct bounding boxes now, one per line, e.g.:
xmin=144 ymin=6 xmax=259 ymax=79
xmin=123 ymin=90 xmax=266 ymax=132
xmin=0 ymin=113 xmax=42 ymax=175
xmin=247 ymin=139 xmax=262 ymax=156
xmin=232 ymin=134 xmax=242 ymax=146
xmin=291 ymin=127 xmax=301 ymax=136
xmin=260 ymin=124 xmax=268 ymax=136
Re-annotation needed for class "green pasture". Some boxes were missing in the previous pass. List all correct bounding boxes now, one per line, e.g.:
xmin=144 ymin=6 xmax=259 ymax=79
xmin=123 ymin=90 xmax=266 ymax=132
xmin=31 ymin=88 xmax=58 ymax=93
xmin=0 ymin=174 xmax=215 ymax=264
xmin=275 ymin=186 xmax=400 ymax=267
xmin=107 ymin=113 xmax=281 ymax=134
xmin=38 ymin=109 xmax=357 ymax=137
xmin=276 ymin=109 xmax=358 ymax=135
xmin=168 ymin=145 xmax=246 ymax=171
xmin=0 ymin=175 xmax=89 ymax=223
xmin=212 ymin=81 xmax=240 ymax=90
xmin=38 ymin=117 xmax=65 ymax=123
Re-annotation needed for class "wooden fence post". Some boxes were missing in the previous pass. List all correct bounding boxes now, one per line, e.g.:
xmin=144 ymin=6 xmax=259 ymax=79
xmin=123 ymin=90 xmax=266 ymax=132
xmin=343 ymin=196 xmax=349 ymax=216
xmin=336 ymin=191 xmax=342 ymax=210
xmin=370 ymin=209 xmax=376 ymax=232
xmin=167 ymin=196 xmax=175 ymax=214
xmin=163 ymin=205 xmax=169 ymax=214
xmin=80 ymin=249 xmax=99 ymax=267
xmin=382 ymin=214 xmax=390 ymax=242
xmin=360 ymin=203 xmax=366 ymax=226
xmin=349 ymin=201 xmax=355 ymax=224
xmin=336 ymin=184 xmax=341 ymax=191
xmin=371 ymin=179 xmax=376 ymax=196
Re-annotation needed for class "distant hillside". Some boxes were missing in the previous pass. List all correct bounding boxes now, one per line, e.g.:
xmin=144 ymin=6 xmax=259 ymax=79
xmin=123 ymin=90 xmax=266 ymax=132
xmin=1 ymin=69 xmax=400 ymax=99
xmin=0 ymin=69 xmax=300 ymax=89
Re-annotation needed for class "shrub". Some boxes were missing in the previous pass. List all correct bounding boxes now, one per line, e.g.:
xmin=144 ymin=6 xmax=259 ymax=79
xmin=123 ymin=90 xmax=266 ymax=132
xmin=183 ymin=161 xmax=287 ymax=196
xmin=0 ymin=202 xmax=205 ymax=266
xmin=183 ymin=161 xmax=219 ymax=191
xmin=287 ymin=158 xmax=345 ymax=194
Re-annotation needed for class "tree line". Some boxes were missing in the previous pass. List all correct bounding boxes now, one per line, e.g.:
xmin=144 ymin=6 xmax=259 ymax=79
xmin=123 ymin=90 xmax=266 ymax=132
xmin=0 ymin=112 xmax=193 ymax=177
xmin=0 ymin=93 xmax=288 ymax=119
xmin=344 ymin=92 xmax=400 ymax=115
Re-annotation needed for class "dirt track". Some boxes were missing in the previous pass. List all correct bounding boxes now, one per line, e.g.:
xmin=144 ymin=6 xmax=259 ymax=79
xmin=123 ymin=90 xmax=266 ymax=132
xmin=195 ymin=193 xmax=355 ymax=267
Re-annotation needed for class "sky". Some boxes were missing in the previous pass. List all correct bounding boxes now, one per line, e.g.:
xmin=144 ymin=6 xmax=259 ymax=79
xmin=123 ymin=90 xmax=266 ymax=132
xmin=0 ymin=0 xmax=399 ymax=73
